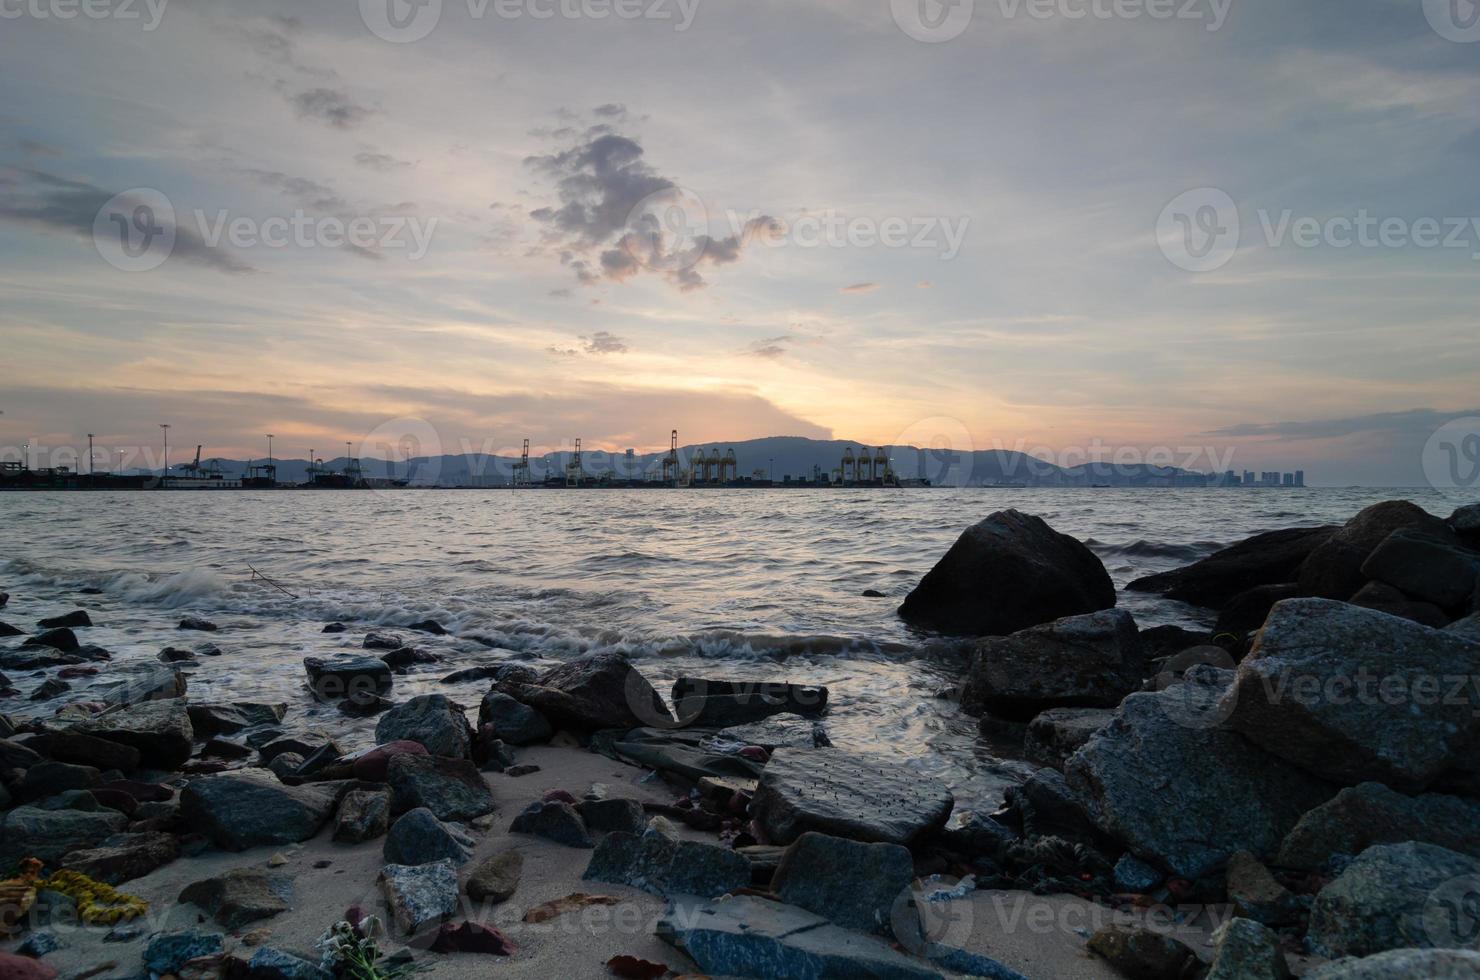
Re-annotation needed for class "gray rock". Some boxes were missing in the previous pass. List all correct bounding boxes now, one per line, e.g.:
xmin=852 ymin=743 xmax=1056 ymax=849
xmin=1064 ymin=668 xmax=1333 ymax=879
xmin=1008 ymin=767 xmax=1103 ymax=845
xmin=61 ymin=831 xmax=179 ymax=885
xmin=898 ymin=509 xmax=1115 ymax=636
xmin=1278 ymin=782 xmax=1480 ymax=871
xmin=363 ymin=631 xmax=404 ymax=650
xmin=30 ymin=677 xmax=70 ymax=701
xmin=21 ymin=627 xmax=80 ymax=653
xmin=0 ymin=737 xmax=42 ymax=770
xmin=16 ymin=931 xmax=63 ymax=957
xmin=1216 ymin=583 xmax=1305 ymax=634
xmin=576 ymin=797 xmax=646 ymax=834
xmin=383 ymin=807 xmax=474 ymax=866
xmin=303 ymin=655 xmax=393 ymax=701
xmin=1362 ymin=529 xmax=1480 ymax=611
xmin=1348 ymin=581 xmax=1450 ymax=629
xmin=375 ymin=694 xmax=473 ymax=758
xmin=1308 ymin=842 xmax=1480 ymax=958
xmin=333 ymin=788 xmax=391 ymax=843
xmin=1224 ymin=599 xmax=1480 ymax=792
xmin=267 ymin=752 xmax=305 ymax=780
xmin=0 ymin=804 xmax=128 ymax=866
xmin=180 ymin=768 xmax=338 ymax=850
xmin=476 ymin=691 xmax=552 ymax=746
xmin=187 ymin=702 xmax=286 ymax=737
xmin=42 ymin=610 xmax=96 ymax=629
xmin=76 ymin=698 xmax=194 ymax=771
xmin=772 ymin=832 xmax=913 ymax=933
xmin=1445 ymin=613 xmax=1480 ymax=643
xmin=1226 ymin=850 xmax=1301 ymax=926
xmin=963 ymin=609 xmax=1143 ymax=720
xmin=143 ymin=929 xmax=224 ymax=975
xmin=246 ymin=946 xmax=334 ymax=980
xmin=713 ymin=715 xmax=832 ymax=750
xmin=496 ymin=651 xmax=673 ymax=732
xmin=509 ymin=800 xmax=592 ymax=848
xmin=657 ymin=894 xmax=942 ymax=980
xmin=1206 ymin=917 xmax=1291 ymax=980
xmin=465 ymin=849 xmax=522 ymax=903
xmin=672 ymin=677 xmax=830 ymax=727
xmin=259 ymin=732 xmax=339 ymax=764
xmin=1086 ymin=925 xmax=1200 ymax=980
xmin=380 ymin=646 xmax=439 ymax=671
xmin=0 ymin=648 xmax=82 ymax=670
xmin=178 ymin=616 xmax=218 ymax=631
xmin=24 ymin=730 xmax=141 ymax=771
xmin=379 ymin=860 xmax=459 ymax=936
xmin=1127 ymin=526 xmax=1337 ymax=609
xmin=1024 ymin=707 xmax=1114 ymax=768
xmin=17 ymin=760 xmax=100 ymax=800
xmin=1308 ymin=948 xmax=1480 ymax=979
xmin=1112 ymin=854 xmax=1163 ymax=893
xmin=752 ymin=748 xmax=955 ymax=846
xmin=584 ymin=822 xmax=752 ymax=899
xmin=1298 ymin=501 xmax=1448 ymax=600
xmin=179 ymin=868 xmax=293 ymax=928
xmin=385 ymin=753 xmax=494 ymax=822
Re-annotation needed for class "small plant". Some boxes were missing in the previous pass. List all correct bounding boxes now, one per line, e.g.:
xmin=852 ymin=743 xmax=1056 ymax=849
xmin=316 ymin=912 xmax=419 ymax=980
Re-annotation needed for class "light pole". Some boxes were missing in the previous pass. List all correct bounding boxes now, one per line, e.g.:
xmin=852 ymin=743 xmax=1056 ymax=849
xmin=87 ymin=433 xmax=95 ymax=477
xmin=266 ymin=433 xmax=275 ymax=485
xmin=159 ymin=424 xmax=170 ymax=487
xmin=769 ymin=457 xmax=774 ymax=483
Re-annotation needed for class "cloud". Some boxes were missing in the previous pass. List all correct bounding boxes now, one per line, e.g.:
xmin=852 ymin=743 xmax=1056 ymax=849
xmin=840 ymin=282 xmax=878 ymax=294
xmin=17 ymin=139 xmax=62 ymax=158
xmin=593 ymin=103 xmax=628 ymax=119
xmin=289 ymin=88 xmax=375 ymax=129
xmin=581 ymin=331 xmax=628 ymax=354
xmin=745 ymin=335 xmax=794 ymax=360
xmin=354 ymin=150 xmax=412 ymax=172
xmin=0 ymin=170 xmax=253 ymax=273
xmin=240 ymin=168 xmax=345 ymax=210
xmin=1202 ymin=408 xmax=1480 ymax=441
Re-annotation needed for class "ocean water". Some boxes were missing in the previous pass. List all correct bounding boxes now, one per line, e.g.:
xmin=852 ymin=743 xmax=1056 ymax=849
xmin=1 ymin=487 xmax=1471 ymax=811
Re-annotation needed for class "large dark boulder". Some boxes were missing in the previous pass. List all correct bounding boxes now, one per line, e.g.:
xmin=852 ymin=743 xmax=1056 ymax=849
xmin=303 ymin=655 xmax=393 ymax=701
xmin=21 ymin=627 xmax=80 ymax=653
xmin=771 ymin=832 xmax=913 ymax=933
xmin=671 ymin=677 xmax=828 ymax=727
xmin=1129 ymin=526 xmax=1337 ymax=609
xmin=385 ymin=753 xmax=493 ymax=822
xmin=76 ymin=699 xmax=194 ymax=771
xmin=476 ymin=691 xmax=552 ymax=746
xmin=1308 ymin=842 xmax=1480 ymax=958
xmin=751 ymin=748 xmax=954 ymax=846
xmin=1308 ymin=949 xmax=1480 ymax=979
xmin=584 ymin=823 xmax=750 ymax=898
xmin=1064 ymin=667 xmax=1333 ymax=879
xmin=1360 ymin=529 xmax=1480 ymax=612
xmin=961 ymin=609 xmax=1144 ymax=720
xmin=1297 ymin=501 xmax=1447 ymax=601
xmin=1450 ymin=503 xmax=1480 ymax=549
xmin=1224 ymin=599 xmax=1480 ymax=792
xmin=1215 ymin=584 xmax=1302 ymax=635
xmin=1277 ymin=782 xmax=1480 ymax=871
xmin=374 ymin=694 xmax=473 ymax=759
xmin=180 ymin=769 xmax=337 ymax=850
xmin=62 ymin=831 xmax=179 ymax=885
xmin=0 ymin=805 xmax=129 ymax=866
xmin=898 ymin=510 xmax=1115 ymax=636
xmin=495 ymin=652 xmax=672 ymax=732
xmin=1024 ymin=708 xmax=1114 ymax=768
xmin=1347 ymin=581 xmax=1449 ymax=629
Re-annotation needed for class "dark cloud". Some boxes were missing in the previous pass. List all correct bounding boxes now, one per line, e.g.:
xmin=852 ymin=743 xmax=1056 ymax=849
xmin=840 ymin=282 xmax=878 ymax=294
xmin=746 ymin=335 xmax=794 ymax=360
xmin=1203 ymin=409 xmax=1480 ymax=441
xmin=0 ymin=169 xmax=252 ymax=273
xmin=289 ymin=88 xmax=374 ymax=129
xmin=581 ymin=331 xmax=628 ymax=354
xmin=593 ymin=103 xmax=628 ymax=118
xmin=355 ymin=150 xmax=412 ymax=172
xmin=240 ymin=168 xmax=345 ymax=210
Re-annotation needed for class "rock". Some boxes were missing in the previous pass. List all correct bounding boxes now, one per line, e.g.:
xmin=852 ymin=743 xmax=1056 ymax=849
xmin=1278 ymin=782 xmax=1480 ymax=871
xmin=178 ymin=615 xmax=218 ymax=631
xmin=25 ymin=730 xmax=141 ymax=772
xmin=1206 ymin=918 xmax=1290 ymax=980
xmin=21 ymin=628 xmax=79 ymax=653
xmin=381 ymin=808 xmax=472 ymax=869
xmin=386 ymin=754 xmax=494 ymax=822
xmin=322 ymin=622 xmax=348 ymax=634
xmin=575 ymin=797 xmax=646 ymax=834
xmin=752 ymin=748 xmax=954 ymax=846
xmin=671 ymin=677 xmax=829 ymax=727
xmin=179 ymin=869 xmax=293 ymax=928
xmin=0 ymin=954 xmax=56 ymax=980
xmin=0 ymin=649 xmax=81 ymax=671
xmin=375 ymin=694 xmax=473 ymax=759
xmin=338 ymin=691 xmax=393 ymax=717
xmin=1448 ymin=613 xmax=1480 ymax=642
xmin=333 ymin=789 xmax=391 ymax=843
xmin=380 ymin=647 xmax=439 ymax=671
xmin=1348 ymin=581 xmax=1450 ymax=628
xmin=378 ymin=860 xmax=459 ymax=936
xmin=407 ymin=620 xmax=447 ymax=635
xmin=28 ymin=678 xmax=70 ymax=701
xmin=713 ymin=715 xmax=832 ymax=751
xmin=303 ymin=656 xmax=392 ymax=701
xmin=496 ymin=652 xmax=673 ymax=732
xmin=38 ymin=610 xmax=91 ymax=629
xmin=1008 ymin=767 xmax=1103 ymax=845
xmin=1225 ymin=599 xmax=1480 ymax=791
xmin=180 ymin=769 xmax=337 ymax=850
xmin=17 ymin=760 xmax=99 ymax=800
xmin=771 ymin=832 xmax=913 ymax=933
xmin=15 ymin=931 xmax=63 ymax=958
xmin=466 ymin=849 xmax=522 ymax=903
xmin=245 ymin=947 xmax=333 ymax=980
xmin=187 ymin=702 xmax=286 ymax=738
xmin=1309 ymin=842 xmax=1480 ymax=958
xmin=1129 ymin=526 xmax=1338 ymax=609
xmin=0 ymin=805 xmax=129 ymax=866
xmin=1362 ymin=529 xmax=1480 ymax=611
xmin=1299 ymin=501 xmax=1448 ymax=600
xmin=1225 ymin=850 xmax=1301 ymax=925
xmin=1308 ymin=948 xmax=1480 ymax=979
xmin=0 ymin=737 xmax=42 ymax=770
xmin=510 ymin=800 xmax=593 ymax=848
xmin=350 ymin=740 xmax=429 ymax=782
xmin=61 ymin=831 xmax=178 ymax=884
xmin=143 ymin=929 xmax=224 ymax=975
xmin=1064 ymin=668 xmax=1333 ymax=879
xmin=962 ymin=609 xmax=1144 ymax=720
xmin=0 ymin=622 xmax=21 ymax=638
xmin=656 ymin=894 xmax=942 ymax=980
xmin=1086 ymin=924 xmax=1200 ymax=980
xmin=476 ymin=691 xmax=553 ymax=746
xmin=1112 ymin=854 xmax=1163 ymax=893
xmin=266 ymin=752 xmax=305 ymax=780
xmin=898 ymin=509 xmax=1115 ymax=636
xmin=259 ymin=733 xmax=339 ymax=764
xmin=363 ymin=631 xmax=403 ymax=650
xmin=585 ymin=822 xmax=751 ymax=899
xmin=1215 ymin=583 xmax=1304 ymax=635
xmin=91 ymin=663 xmax=185 ymax=707
xmin=76 ymin=698 xmax=194 ymax=770
xmin=1024 ymin=707 xmax=1113 ymax=768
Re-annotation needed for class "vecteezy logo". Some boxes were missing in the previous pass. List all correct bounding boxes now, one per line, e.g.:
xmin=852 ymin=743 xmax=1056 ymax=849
xmin=1157 ymin=187 xmax=1239 ymax=273
xmin=1424 ymin=874 xmax=1480 ymax=948
xmin=1425 ymin=0 xmax=1480 ymax=42
xmin=360 ymin=0 xmax=442 ymax=43
xmin=891 ymin=0 xmax=974 ymax=42
xmin=621 ymin=186 xmax=710 ymax=274
xmin=1423 ymin=417 xmax=1480 ymax=489
xmin=1150 ymin=646 xmax=1239 ymax=729
xmin=359 ymin=416 xmax=443 ymax=491
xmin=92 ymin=188 xmax=176 ymax=272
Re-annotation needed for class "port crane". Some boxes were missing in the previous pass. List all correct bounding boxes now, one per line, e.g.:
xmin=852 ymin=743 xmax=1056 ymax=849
xmin=513 ymin=439 xmax=531 ymax=487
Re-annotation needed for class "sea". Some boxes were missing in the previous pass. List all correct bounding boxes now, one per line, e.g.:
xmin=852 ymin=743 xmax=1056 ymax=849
xmin=1 ymin=487 xmax=1471 ymax=812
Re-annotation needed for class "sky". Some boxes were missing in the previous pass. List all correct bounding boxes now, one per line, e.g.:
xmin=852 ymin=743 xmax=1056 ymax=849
xmin=2 ymin=0 xmax=1479 ymax=485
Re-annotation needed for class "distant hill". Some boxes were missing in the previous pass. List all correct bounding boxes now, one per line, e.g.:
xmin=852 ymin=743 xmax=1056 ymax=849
xmin=174 ymin=436 xmax=1215 ymax=487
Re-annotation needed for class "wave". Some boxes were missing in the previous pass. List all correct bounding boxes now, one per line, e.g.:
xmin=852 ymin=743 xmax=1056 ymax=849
xmin=1085 ymin=538 xmax=1222 ymax=560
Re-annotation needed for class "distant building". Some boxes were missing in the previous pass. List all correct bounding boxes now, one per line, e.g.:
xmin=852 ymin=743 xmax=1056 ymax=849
xmin=1282 ymin=473 xmax=1295 ymax=487
xmin=1295 ymin=470 xmax=1306 ymax=487
xmin=1243 ymin=470 xmax=1256 ymax=486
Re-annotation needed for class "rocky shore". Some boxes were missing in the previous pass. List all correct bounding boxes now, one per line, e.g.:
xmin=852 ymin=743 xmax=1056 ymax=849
xmin=0 ymin=497 xmax=1476 ymax=979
